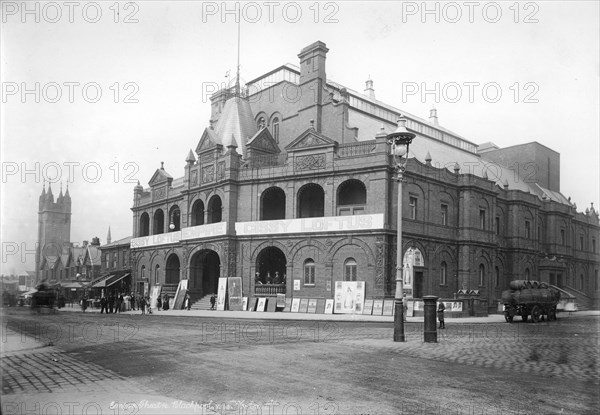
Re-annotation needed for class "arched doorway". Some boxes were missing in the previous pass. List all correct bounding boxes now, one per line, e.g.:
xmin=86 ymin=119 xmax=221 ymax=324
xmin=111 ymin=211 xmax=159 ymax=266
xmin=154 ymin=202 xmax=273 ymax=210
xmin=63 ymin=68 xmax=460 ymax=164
xmin=297 ymin=183 xmax=324 ymax=218
xmin=256 ymin=246 xmax=287 ymax=284
xmin=191 ymin=200 xmax=205 ymax=226
xmin=153 ymin=209 xmax=164 ymax=235
xmin=165 ymin=254 xmax=180 ymax=285
xmin=207 ymin=196 xmax=222 ymax=223
xmin=189 ymin=250 xmax=220 ymax=297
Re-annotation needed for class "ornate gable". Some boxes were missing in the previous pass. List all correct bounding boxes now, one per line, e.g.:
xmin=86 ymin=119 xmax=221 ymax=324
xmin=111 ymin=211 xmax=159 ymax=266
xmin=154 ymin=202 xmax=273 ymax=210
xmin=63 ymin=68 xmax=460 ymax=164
xmin=285 ymin=128 xmax=337 ymax=152
xmin=148 ymin=166 xmax=173 ymax=187
xmin=195 ymin=128 xmax=223 ymax=155
xmin=247 ymin=128 xmax=280 ymax=154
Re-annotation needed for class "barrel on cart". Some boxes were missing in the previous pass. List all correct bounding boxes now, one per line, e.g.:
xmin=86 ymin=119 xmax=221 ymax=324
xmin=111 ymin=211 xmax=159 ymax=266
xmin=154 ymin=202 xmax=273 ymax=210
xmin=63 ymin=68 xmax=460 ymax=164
xmin=501 ymin=280 xmax=560 ymax=323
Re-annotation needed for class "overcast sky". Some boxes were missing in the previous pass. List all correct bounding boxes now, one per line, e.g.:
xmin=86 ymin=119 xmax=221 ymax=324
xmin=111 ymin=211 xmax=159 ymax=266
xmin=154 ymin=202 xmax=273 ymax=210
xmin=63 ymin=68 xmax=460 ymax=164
xmin=1 ymin=1 xmax=599 ymax=275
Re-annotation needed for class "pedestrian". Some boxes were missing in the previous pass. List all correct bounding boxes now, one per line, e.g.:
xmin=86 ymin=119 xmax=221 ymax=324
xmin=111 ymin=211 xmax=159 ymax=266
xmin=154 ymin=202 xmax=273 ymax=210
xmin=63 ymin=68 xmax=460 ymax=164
xmin=162 ymin=294 xmax=169 ymax=311
xmin=146 ymin=296 xmax=153 ymax=314
xmin=438 ymin=301 xmax=446 ymax=329
xmin=130 ymin=293 xmax=136 ymax=311
xmin=184 ymin=293 xmax=191 ymax=310
xmin=156 ymin=296 xmax=162 ymax=311
xmin=139 ymin=296 xmax=146 ymax=315
xmin=115 ymin=294 xmax=124 ymax=313
xmin=100 ymin=296 xmax=108 ymax=314
xmin=210 ymin=294 xmax=216 ymax=310
xmin=108 ymin=294 xmax=115 ymax=314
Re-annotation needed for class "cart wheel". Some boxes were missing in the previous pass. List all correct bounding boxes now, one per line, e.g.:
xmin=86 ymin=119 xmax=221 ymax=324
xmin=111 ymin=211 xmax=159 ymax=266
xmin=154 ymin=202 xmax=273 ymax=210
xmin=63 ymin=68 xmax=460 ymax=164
xmin=531 ymin=305 xmax=542 ymax=323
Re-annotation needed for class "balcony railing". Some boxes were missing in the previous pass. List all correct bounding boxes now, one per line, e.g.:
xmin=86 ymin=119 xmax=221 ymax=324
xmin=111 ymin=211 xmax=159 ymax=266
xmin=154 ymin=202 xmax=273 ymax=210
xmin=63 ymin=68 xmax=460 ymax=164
xmin=336 ymin=140 xmax=376 ymax=158
xmin=254 ymin=284 xmax=286 ymax=296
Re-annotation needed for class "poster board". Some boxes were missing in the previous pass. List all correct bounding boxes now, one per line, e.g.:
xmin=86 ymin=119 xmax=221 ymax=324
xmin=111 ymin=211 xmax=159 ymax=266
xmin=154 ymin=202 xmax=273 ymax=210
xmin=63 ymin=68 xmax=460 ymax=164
xmin=372 ymin=299 xmax=384 ymax=315
xmin=362 ymin=299 xmax=374 ymax=315
xmin=266 ymin=298 xmax=277 ymax=312
xmin=242 ymin=297 xmax=248 ymax=311
xmin=227 ymin=277 xmax=243 ymax=311
xmin=316 ymin=298 xmax=326 ymax=314
xmin=299 ymin=298 xmax=309 ymax=313
xmin=334 ymin=281 xmax=365 ymax=314
xmin=172 ymin=280 xmax=188 ymax=310
xmin=324 ymin=299 xmax=334 ymax=314
xmin=256 ymin=297 xmax=266 ymax=312
xmin=216 ymin=278 xmax=227 ymax=311
xmin=249 ymin=297 xmax=258 ymax=312
xmin=307 ymin=299 xmax=317 ymax=313
xmin=291 ymin=298 xmax=301 ymax=312
xmin=407 ymin=300 xmax=415 ymax=316
xmin=276 ymin=294 xmax=286 ymax=308
xmin=293 ymin=279 xmax=300 ymax=291
xmin=382 ymin=300 xmax=394 ymax=316
xmin=150 ymin=285 xmax=161 ymax=309
xmin=284 ymin=297 xmax=292 ymax=312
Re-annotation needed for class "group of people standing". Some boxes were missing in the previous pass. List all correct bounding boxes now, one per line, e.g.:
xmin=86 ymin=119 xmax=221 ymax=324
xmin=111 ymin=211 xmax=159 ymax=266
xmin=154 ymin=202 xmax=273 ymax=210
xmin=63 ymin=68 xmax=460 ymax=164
xmin=99 ymin=293 xmax=127 ymax=314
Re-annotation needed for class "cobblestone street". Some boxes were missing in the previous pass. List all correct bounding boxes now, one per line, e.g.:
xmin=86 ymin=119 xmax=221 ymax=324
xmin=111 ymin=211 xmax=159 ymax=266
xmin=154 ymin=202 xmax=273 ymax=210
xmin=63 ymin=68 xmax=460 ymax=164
xmin=1 ymin=309 xmax=599 ymax=414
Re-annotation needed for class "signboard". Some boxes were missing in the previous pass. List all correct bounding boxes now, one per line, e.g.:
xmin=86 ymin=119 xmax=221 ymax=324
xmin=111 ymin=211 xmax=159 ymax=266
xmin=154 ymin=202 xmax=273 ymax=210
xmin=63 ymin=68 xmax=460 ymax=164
xmin=131 ymin=231 xmax=181 ymax=249
xmin=403 ymin=247 xmax=424 ymax=267
xmin=382 ymin=300 xmax=394 ymax=316
xmin=284 ymin=297 xmax=293 ymax=312
xmin=293 ymin=279 xmax=300 ymax=291
xmin=334 ymin=281 xmax=365 ymax=314
xmin=181 ymin=222 xmax=227 ymax=240
xmin=403 ymin=263 xmax=413 ymax=298
xmin=216 ymin=278 xmax=227 ymax=311
xmin=235 ymin=214 xmax=385 ymax=236
xmin=372 ymin=300 xmax=384 ymax=315
xmin=407 ymin=300 xmax=414 ymax=317
xmin=291 ymin=298 xmax=301 ymax=312
xmin=242 ymin=297 xmax=248 ymax=311
xmin=150 ymin=285 xmax=161 ymax=309
xmin=227 ymin=277 xmax=243 ymax=311
xmin=299 ymin=298 xmax=309 ymax=313
xmin=324 ymin=299 xmax=334 ymax=314
xmin=362 ymin=299 xmax=374 ymax=315
xmin=307 ymin=299 xmax=317 ymax=313
xmin=256 ymin=297 xmax=266 ymax=312
xmin=276 ymin=294 xmax=286 ymax=308
xmin=172 ymin=280 xmax=188 ymax=310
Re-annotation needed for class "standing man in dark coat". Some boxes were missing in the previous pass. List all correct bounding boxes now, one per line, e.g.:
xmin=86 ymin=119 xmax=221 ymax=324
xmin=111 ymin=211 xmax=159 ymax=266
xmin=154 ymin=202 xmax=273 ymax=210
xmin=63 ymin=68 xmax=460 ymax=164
xmin=100 ymin=296 xmax=108 ymax=314
xmin=437 ymin=301 xmax=446 ymax=329
xmin=130 ymin=293 xmax=136 ymax=311
xmin=115 ymin=294 xmax=124 ymax=313
xmin=108 ymin=294 xmax=115 ymax=314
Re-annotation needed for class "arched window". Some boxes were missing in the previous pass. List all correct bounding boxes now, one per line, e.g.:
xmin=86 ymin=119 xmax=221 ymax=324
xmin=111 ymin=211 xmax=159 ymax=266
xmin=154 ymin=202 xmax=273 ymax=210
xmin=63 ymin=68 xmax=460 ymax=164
xmin=525 ymin=268 xmax=530 ymax=280
xmin=261 ymin=187 xmax=286 ymax=220
xmin=141 ymin=265 xmax=146 ymax=280
xmin=304 ymin=259 xmax=315 ymax=285
xmin=207 ymin=195 xmax=222 ymax=223
xmin=344 ymin=258 xmax=357 ymax=282
xmin=479 ymin=264 xmax=485 ymax=286
xmin=337 ymin=179 xmax=367 ymax=215
xmin=154 ymin=264 xmax=160 ymax=284
xmin=495 ymin=266 xmax=500 ymax=287
xmin=440 ymin=262 xmax=447 ymax=286
xmin=191 ymin=200 xmax=205 ymax=226
xmin=139 ymin=213 xmax=150 ymax=237
xmin=271 ymin=117 xmax=280 ymax=143
xmin=297 ymin=184 xmax=324 ymax=218
xmin=153 ymin=209 xmax=164 ymax=235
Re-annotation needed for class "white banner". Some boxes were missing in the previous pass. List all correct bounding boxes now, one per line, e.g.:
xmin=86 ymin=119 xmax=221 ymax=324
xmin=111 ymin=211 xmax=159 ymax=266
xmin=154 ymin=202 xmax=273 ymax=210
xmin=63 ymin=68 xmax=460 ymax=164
xmin=216 ymin=278 xmax=227 ymax=311
xmin=181 ymin=222 xmax=227 ymax=240
xmin=235 ymin=214 xmax=384 ymax=236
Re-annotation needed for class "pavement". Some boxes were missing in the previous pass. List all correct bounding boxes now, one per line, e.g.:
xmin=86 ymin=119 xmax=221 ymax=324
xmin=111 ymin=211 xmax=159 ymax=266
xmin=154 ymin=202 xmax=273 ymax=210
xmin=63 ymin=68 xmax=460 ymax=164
xmin=54 ymin=302 xmax=600 ymax=324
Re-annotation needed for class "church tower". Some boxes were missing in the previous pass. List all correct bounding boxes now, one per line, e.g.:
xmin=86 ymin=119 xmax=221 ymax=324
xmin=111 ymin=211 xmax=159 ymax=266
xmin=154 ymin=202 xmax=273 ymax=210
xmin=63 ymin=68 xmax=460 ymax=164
xmin=36 ymin=183 xmax=72 ymax=281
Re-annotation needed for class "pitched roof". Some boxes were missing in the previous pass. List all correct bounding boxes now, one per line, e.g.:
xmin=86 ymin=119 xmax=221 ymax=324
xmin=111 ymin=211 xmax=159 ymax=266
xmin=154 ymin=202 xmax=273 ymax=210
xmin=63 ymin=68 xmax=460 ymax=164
xmin=214 ymin=97 xmax=257 ymax=157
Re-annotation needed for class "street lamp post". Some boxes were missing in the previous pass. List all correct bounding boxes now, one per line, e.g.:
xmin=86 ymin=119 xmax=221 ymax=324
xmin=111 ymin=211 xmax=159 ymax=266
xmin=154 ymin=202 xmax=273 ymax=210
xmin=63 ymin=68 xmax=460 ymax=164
xmin=387 ymin=117 xmax=416 ymax=342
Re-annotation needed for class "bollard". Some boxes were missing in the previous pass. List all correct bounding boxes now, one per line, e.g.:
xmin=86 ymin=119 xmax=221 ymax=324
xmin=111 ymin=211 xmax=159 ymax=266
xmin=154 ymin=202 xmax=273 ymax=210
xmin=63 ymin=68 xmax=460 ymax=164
xmin=423 ymin=295 xmax=438 ymax=343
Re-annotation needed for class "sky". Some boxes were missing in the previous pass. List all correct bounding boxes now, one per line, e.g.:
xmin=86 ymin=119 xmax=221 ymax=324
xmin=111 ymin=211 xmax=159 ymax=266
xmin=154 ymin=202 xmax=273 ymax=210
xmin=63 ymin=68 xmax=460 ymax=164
xmin=1 ymin=1 xmax=599 ymax=275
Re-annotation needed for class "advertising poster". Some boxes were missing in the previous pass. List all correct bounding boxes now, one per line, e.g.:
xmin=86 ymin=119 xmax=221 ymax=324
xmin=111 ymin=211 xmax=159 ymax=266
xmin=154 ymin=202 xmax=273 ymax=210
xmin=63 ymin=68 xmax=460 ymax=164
xmin=172 ymin=279 xmax=188 ymax=310
xmin=276 ymin=294 xmax=286 ymax=308
xmin=256 ymin=297 xmax=266 ymax=312
xmin=284 ymin=297 xmax=293 ymax=312
xmin=362 ymin=299 xmax=374 ymax=315
xmin=216 ymin=278 xmax=227 ymax=311
xmin=324 ymin=299 xmax=334 ymax=314
xmin=334 ymin=281 xmax=365 ymax=314
xmin=227 ymin=277 xmax=243 ymax=311
xmin=407 ymin=300 xmax=415 ymax=317
xmin=150 ymin=285 xmax=161 ymax=309
xmin=307 ymin=299 xmax=317 ymax=313
xmin=382 ymin=300 xmax=394 ymax=316
xmin=242 ymin=297 xmax=248 ymax=311
xmin=299 ymin=298 xmax=309 ymax=313
xmin=291 ymin=298 xmax=301 ymax=312
xmin=372 ymin=299 xmax=384 ymax=315
xmin=293 ymin=279 xmax=300 ymax=291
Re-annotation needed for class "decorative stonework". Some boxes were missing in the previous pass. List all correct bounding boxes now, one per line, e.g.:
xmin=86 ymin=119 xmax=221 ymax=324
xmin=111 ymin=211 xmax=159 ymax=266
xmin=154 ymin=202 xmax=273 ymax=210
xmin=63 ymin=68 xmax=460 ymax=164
xmin=217 ymin=161 xmax=226 ymax=180
xmin=375 ymin=238 xmax=384 ymax=290
xmin=296 ymin=154 xmax=326 ymax=170
xmin=202 ymin=165 xmax=215 ymax=183
xmin=154 ymin=187 xmax=166 ymax=200
xmin=191 ymin=170 xmax=198 ymax=186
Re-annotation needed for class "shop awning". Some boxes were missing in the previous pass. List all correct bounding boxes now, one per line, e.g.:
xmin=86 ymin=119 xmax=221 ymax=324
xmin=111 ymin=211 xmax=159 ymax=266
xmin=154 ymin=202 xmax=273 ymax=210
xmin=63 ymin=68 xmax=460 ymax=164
xmin=92 ymin=275 xmax=114 ymax=288
xmin=61 ymin=281 xmax=86 ymax=289
xmin=91 ymin=271 xmax=131 ymax=288
xmin=106 ymin=273 xmax=130 ymax=287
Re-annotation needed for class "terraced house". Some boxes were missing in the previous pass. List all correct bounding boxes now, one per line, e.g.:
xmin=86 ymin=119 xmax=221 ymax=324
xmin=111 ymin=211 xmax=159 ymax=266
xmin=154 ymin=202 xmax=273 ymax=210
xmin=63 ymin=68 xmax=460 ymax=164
xmin=129 ymin=41 xmax=600 ymax=313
